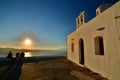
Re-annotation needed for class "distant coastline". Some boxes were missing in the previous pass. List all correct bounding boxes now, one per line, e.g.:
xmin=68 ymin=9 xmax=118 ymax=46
xmin=0 ymin=47 xmax=67 ymax=55
xmin=0 ymin=47 xmax=67 ymax=59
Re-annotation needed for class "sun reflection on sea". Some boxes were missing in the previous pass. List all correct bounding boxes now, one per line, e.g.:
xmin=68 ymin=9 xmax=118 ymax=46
xmin=25 ymin=52 xmax=33 ymax=57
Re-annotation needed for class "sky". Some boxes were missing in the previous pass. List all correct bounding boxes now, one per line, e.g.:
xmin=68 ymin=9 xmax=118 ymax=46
xmin=0 ymin=0 xmax=116 ymax=49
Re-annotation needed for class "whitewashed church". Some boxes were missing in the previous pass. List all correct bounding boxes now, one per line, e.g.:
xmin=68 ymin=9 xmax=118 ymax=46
xmin=67 ymin=1 xmax=120 ymax=80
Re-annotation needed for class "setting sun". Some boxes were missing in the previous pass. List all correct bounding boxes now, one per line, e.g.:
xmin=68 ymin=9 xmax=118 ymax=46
xmin=24 ymin=38 xmax=32 ymax=46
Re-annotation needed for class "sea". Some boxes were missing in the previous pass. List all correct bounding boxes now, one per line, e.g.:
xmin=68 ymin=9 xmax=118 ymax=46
xmin=0 ymin=50 xmax=67 ymax=58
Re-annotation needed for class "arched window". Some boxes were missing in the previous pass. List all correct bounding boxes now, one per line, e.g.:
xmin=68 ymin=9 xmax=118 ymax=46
xmin=95 ymin=36 xmax=104 ymax=55
xmin=71 ymin=43 xmax=74 ymax=52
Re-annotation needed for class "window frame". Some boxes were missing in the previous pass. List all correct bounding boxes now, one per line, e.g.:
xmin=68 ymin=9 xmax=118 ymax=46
xmin=94 ymin=36 xmax=104 ymax=55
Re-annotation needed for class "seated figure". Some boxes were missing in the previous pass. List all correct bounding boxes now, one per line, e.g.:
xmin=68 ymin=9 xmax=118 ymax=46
xmin=20 ymin=52 xmax=25 ymax=58
xmin=7 ymin=51 xmax=13 ymax=58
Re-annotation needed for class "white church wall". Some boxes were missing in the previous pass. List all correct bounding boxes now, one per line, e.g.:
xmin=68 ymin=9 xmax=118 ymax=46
xmin=68 ymin=1 xmax=120 ymax=80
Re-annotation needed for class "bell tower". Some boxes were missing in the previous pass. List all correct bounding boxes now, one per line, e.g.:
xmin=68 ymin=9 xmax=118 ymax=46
xmin=76 ymin=11 xmax=87 ymax=28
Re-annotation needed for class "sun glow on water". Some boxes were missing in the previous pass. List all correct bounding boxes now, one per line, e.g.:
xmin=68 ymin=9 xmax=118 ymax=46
xmin=25 ymin=52 xmax=32 ymax=57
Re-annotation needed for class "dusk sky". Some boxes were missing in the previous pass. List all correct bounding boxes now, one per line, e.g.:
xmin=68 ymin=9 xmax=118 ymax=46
xmin=0 ymin=0 xmax=116 ymax=49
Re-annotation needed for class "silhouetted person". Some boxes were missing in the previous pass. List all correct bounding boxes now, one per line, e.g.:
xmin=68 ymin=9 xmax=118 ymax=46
xmin=20 ymin=52 xmax=25 ymax=58
xmin=16 ymin=52 xmax=20 ymax=58
xmin=7 ymin=51 xmax=13 ymax=58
